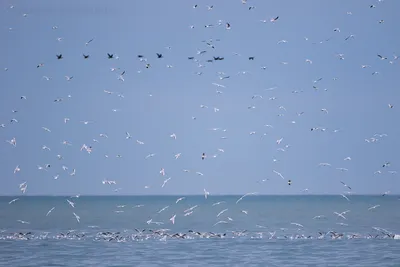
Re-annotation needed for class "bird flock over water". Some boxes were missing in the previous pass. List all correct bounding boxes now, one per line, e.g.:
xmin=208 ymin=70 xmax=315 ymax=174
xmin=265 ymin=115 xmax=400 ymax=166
xmin=2 ymin=0 xmax=399 ymax=240
xmin=1 ymin=227 xmax=400 ymax=242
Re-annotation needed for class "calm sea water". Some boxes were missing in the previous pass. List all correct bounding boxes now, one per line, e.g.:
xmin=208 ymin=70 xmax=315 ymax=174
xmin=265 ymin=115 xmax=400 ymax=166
xmin=0 ymin=195 xmax=399 ymax=267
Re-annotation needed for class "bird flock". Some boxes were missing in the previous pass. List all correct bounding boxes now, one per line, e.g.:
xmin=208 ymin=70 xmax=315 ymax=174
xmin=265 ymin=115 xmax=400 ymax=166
xmin=1 ymin=0 xmax=399 ymax=238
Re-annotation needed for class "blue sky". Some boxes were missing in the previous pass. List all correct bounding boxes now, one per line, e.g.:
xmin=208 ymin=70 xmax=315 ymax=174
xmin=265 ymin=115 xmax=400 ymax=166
xmin=1 ymin=0 xmax=399 ymax=195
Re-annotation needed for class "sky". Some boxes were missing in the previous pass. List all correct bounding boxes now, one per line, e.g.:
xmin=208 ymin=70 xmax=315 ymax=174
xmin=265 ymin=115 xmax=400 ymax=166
xmin=0 ymin=0 xmax=399 ymax=196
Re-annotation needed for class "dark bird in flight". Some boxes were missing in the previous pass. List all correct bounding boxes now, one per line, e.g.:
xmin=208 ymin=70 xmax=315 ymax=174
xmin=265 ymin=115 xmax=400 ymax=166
xmin=213 ymin=56 xmax=224 ymax=60
xmin=85 ymin=39 xmax=94 ymax=46
xmin=377 ymin=54 xmax=387 ymax=60
xmin=107 ymin=53 xmax=114 ymax=59
xmin=156 ymin=53 xmax=163 ymax=58
xmin=83 ymin=54 xmax=89 ymax=59
xmin=249 ymin=56 xmax=255 ymax=60
xmin=340 ymin=181 xmax=352 ymax=190
xmin=56 ymin=54 xmax=63 ymax=60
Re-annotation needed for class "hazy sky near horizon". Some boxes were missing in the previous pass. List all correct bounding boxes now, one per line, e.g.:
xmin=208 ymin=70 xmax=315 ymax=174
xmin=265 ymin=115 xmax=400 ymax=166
xmin=1 ymin=0 xmax=399 ymax=196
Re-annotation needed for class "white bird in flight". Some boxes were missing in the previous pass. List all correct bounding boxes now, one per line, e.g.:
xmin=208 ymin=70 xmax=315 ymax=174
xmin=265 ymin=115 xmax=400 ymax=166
xmin=217 ymin=209 xmax=228 ymax=217
xmin=368 ymin=205 xmax=380 ymax=210
xmin=73 ymin=212 xmax=80 ymax=223
xmin=46 ymin=207 xmax=55 ymax=216
xmin=66 ymin=199 xmax=75 ymax=208
xmin=176 ymin=197 xmax=185 ymax=203
xmin=236 ymin=192 xmax=257 ymax=204
xmin=162 ymin=177 xmax=171 ymax=188
xmin=204 ymin=189 xmax=210 ymax=199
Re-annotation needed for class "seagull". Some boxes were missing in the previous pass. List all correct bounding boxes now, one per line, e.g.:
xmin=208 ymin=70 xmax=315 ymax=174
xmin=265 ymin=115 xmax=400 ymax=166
xmin=6 ymin=137 xmax=16 ymax=147
xmin=126 ymin=132 xmax=132 ymax=139
xmin=236 ymin=192 xmax=257 ymax=204
xmin=334 ymin=210 xmax=350 ymax=220
xmin=66 ymin=199 xmax=75 ymax=208
xmin=46 ymin=207 xmax=55 ymax=216
xmin=204 ymin=189 xmax=210 ymax=199
xmin=273 ymin=170 xmax=285 ymax=179
xmin=85 ymin=38 xmax=94 ymax=46
xmin=73 ymin=212 xmax=80 ymax=223
xmin=214 ymin=221 xmax=228 ymax=226
xmin=145 ymin=153 xmax=156 ymax=159
xmin=157 ymin=206 xmax=169 ymax=213
xmin=340 ymin=181 xmax=352 ymax=190
xmin=212 ymin=83 xmax=226 ymax=88
xmin=340 ymin=194 xmax=350 ymax=201
xmin=176 ymin=197 xmax=185 ymax=203
xmin=162 ymin=177 xmax=171 ymax=188
xmin=212 ymin=201 xmax=226 ymax=206
xmin=170 ymin=214 xmax=176 ymax=224
xmin=14 ymin=165 xmax=20 ymax=174
xmin=160 ymin=168 xmax=165 ymax=176
xmin=270 ymin=16 xmax=279 ymax=22
xmin=217 ymin=209 xmax=228 ymax=217
xmin=319 ymin=163 xmax=331 ymax=167
xmin=368 ymin=205 xmax=380 ymax=210
xmin=291 ymin=222 xmax=304 ymax=228
xmin=377 ymin=54 xmax=387 ymax=60
xmin=8 ymin=198 xmax=19 ymax=204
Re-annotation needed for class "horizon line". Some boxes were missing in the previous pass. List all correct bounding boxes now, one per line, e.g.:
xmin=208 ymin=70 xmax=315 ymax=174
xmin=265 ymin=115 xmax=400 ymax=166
xmin=0 ymin=194 xmax=398 ymax=197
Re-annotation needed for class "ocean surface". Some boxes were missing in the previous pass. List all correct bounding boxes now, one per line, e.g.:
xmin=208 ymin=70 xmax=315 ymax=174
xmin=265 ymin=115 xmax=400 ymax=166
xmin=0 ymin=195 xmax=399 ymax=267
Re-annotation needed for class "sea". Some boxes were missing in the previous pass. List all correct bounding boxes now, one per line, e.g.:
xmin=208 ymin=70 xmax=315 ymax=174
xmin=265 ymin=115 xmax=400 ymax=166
xmin=0 ymin=195 xmax=399 ymax=267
